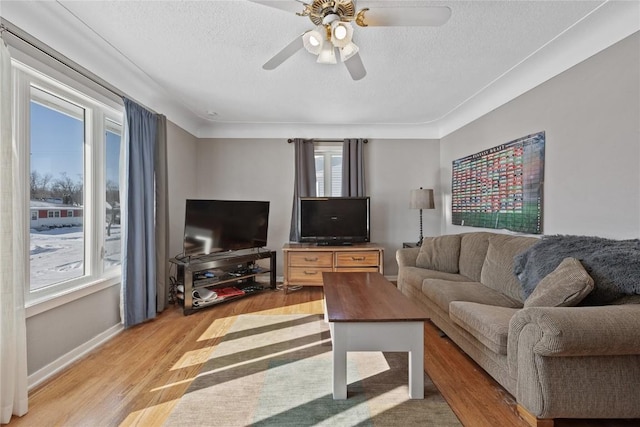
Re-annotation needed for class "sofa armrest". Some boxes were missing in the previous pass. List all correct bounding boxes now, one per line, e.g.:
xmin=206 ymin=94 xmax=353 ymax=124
xmin=508 ymin=305 xmax=640 ymax=419
xmin=508 ymin=305 xmax=640 ymax=377
xmin=509 ymin=305 xmax=640 ymax=359
xmin=396 ymin=247 xmax=420 ymax=268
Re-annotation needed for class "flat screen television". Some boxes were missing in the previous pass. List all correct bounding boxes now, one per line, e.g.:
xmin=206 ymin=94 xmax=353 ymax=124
xmin=183 ymin=199 xmax=270 ymax=257
xmin=298 ymin=197 xmax=370 ymax=245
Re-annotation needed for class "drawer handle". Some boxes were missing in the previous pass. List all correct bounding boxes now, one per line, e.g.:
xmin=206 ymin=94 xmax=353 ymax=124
xmin=303 ymin=271 xmax=318 ymax=275
xmin=304 ymin=257 xmax=319 ymax=262
xmin=351 ymin=256 xmax=365 ymax=261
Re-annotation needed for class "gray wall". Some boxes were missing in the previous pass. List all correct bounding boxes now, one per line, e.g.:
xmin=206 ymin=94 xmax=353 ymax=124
xmin=189 ymin=138 xmax=440 ymax=277
xmin=26 ymin=284 xmax=121 ymax=377
xmin=167 ymin=121 xmax=199 ymax=258
xmin=440 ymin=32 xmax=640 ymax=239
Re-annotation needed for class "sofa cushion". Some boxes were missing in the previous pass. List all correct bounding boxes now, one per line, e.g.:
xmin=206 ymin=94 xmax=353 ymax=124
xmin=524 ymin=257 xmax=594 ymax=307
xmin=416 ymin=234 xmax=461 ymax=273
xmin=422 ymin=279 xmax=523 ymax=315
xmin=400 ymin=266 xmax=473 ymax=291
xmin=480 ymin=234 xmax=539 ymax=303
xmin=449 ymin=302 xmax=519 ymax=355
xmin=459 ymin=232 xmax=493 ymax=282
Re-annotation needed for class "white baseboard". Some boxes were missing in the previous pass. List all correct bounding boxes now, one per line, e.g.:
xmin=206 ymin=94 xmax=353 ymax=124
xmin=28 ymin=323 xmax=124 ymax=390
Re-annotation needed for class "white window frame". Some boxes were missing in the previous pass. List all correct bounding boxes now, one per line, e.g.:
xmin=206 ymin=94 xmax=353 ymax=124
xmin=12 ymin=57 xmax=123 ymax=310
xmin=314 ymin=143 xmax=343 ymax=197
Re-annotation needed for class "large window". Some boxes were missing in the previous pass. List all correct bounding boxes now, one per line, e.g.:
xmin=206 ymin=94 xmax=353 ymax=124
xmin=30 ymin=87 xmax=86 ymax=289
xmin=314 ymin=143 xmax=342 ymax=197
xmin=13 ymin=60 xmax=123 ymax=302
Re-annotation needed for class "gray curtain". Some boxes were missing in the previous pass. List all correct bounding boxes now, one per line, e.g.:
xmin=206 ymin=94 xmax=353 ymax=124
xmin=342 ymin=138 xmax=366 ymax=196
xmin=122 ymin=98 xmax=158 ymax=327
xmin=155 ymin=115 xmax=169 ymax=311
xmin=289 ymin=138 xmax=316 ymax=242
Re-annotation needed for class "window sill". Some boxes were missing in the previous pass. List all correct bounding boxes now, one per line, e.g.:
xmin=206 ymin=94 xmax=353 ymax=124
xmin=25 ymin=273 xmax=121 ymax=318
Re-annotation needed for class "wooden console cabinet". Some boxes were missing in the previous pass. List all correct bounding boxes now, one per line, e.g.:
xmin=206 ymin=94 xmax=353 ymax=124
xmin=282 ymin=243 xmax=384 ymax=293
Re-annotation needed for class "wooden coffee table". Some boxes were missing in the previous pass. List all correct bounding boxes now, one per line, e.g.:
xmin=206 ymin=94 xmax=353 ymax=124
xmin=322 ymin=271 xmax=430 ymax=400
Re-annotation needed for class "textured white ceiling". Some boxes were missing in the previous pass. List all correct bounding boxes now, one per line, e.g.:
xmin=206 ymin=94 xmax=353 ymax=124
xmin=2 ymin=1 xmax=638 ymax=138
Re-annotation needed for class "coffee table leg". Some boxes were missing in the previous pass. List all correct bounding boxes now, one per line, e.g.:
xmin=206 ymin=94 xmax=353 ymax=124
xmin=332 ymin=323 xmax=347 ymax=399
xmin=408 ymin=323 xmax=424 ymax=399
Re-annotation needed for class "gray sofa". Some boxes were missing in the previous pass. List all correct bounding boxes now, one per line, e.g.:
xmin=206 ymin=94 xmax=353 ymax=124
xmin=396 ymin=231 xmax=640 ymax=426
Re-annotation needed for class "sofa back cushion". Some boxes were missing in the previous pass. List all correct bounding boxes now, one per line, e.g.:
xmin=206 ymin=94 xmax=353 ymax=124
xmin=480 ymin=234 xmax=539 ymax=302
xmin=416 ymin=234 xmax=462 ymax=273
xmin=524 ymin=257 xmax=594 ymax=307
xmin=459 ymin=232 xmax=493 ymax=281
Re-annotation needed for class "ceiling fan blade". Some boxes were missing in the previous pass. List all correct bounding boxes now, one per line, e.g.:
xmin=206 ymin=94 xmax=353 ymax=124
xmin=357 ymin=6 xmax=451 ymax=27
xmin=344 ymin=52 xmax=366 ymax=81
xmin=247 ymin=0 xmax=303 ymax=14
xmin=263 ymin=35 xmax=305 ymax=70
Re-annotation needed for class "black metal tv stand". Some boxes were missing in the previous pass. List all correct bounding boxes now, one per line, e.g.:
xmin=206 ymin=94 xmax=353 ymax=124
xmin=169 ymin=248 xmax=276 ymax=315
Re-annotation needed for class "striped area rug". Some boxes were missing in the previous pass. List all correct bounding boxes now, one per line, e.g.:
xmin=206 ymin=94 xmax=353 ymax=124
xmin=164 ymin=314 xmax=461 ymax=427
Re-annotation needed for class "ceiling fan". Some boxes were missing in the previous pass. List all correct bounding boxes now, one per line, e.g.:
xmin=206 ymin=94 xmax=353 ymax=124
xmin=251 ymin=0 xmax=452 ymax=80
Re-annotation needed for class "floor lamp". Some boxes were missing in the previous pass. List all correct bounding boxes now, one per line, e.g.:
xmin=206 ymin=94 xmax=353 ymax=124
xmin=410 ymin=187 xmax=435 ymax=246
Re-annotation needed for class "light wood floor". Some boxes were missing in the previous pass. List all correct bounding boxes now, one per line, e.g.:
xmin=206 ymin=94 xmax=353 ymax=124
xmin=10 ymin=287 xmax=638 ymax=427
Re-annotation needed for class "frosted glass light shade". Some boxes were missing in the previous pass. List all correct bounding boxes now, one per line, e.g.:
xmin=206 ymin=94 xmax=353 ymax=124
xmin=331 ymin=21 xmax=354 ymax=48
xmin=302 ymin=27 xmax=325 ymax=55
xmin=317 ymin=42 xmax=337 ymax=64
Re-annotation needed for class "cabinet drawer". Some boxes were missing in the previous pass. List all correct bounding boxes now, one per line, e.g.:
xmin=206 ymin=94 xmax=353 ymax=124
xmin=288 ymin=267 xmax=333 ymax=284
xmin=288 ymin=252 xmax=333 ymax=267
xmin=335 ymin=251 xmax=380 ymax=267
xmin=335 ymin=266 xmax=380 ymax=273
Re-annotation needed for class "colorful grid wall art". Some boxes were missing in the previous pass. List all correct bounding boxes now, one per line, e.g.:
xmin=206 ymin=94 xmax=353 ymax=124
xmin=451 ymin=131 xmax=545 ymax=234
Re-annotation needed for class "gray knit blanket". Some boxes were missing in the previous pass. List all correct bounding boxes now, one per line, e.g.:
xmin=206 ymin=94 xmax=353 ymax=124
xmin=514 ymin=235 xmax=640 ymax=305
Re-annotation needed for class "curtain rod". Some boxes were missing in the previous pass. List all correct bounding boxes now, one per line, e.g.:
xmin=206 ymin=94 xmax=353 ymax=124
xmin=287 ymin=139 xmax=368 ymax=143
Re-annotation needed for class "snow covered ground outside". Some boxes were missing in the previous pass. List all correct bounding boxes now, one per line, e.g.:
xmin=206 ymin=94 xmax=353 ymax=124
xmin=30 ymin=225 xmax=121 ymax=290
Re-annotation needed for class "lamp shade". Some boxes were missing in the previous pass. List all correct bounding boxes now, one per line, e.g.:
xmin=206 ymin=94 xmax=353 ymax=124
xmin=303 ymin=27 xmax=325 ymax=55
xmin=317 ymin=42 xmax=337 ymax=64
xmin=410 ymin=188 xmax=435 ymax=210
xmin=331 ymin=21 xmax=354 ymax=48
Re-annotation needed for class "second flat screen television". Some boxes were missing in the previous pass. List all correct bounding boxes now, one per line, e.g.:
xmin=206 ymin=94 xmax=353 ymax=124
xmin=298 ymin=197 xmax=370 ymax=245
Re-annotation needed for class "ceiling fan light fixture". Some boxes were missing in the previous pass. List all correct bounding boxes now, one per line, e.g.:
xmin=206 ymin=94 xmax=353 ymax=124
xmin=302 ymin=28 xmax=325 ymax=55
xmin=317 ymin=42 xmax=337 ymax=64
xmin=330 ymin=21 xmax=353 ymax=47
xmin=339 ymin=41 xmax=359 ymax=62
